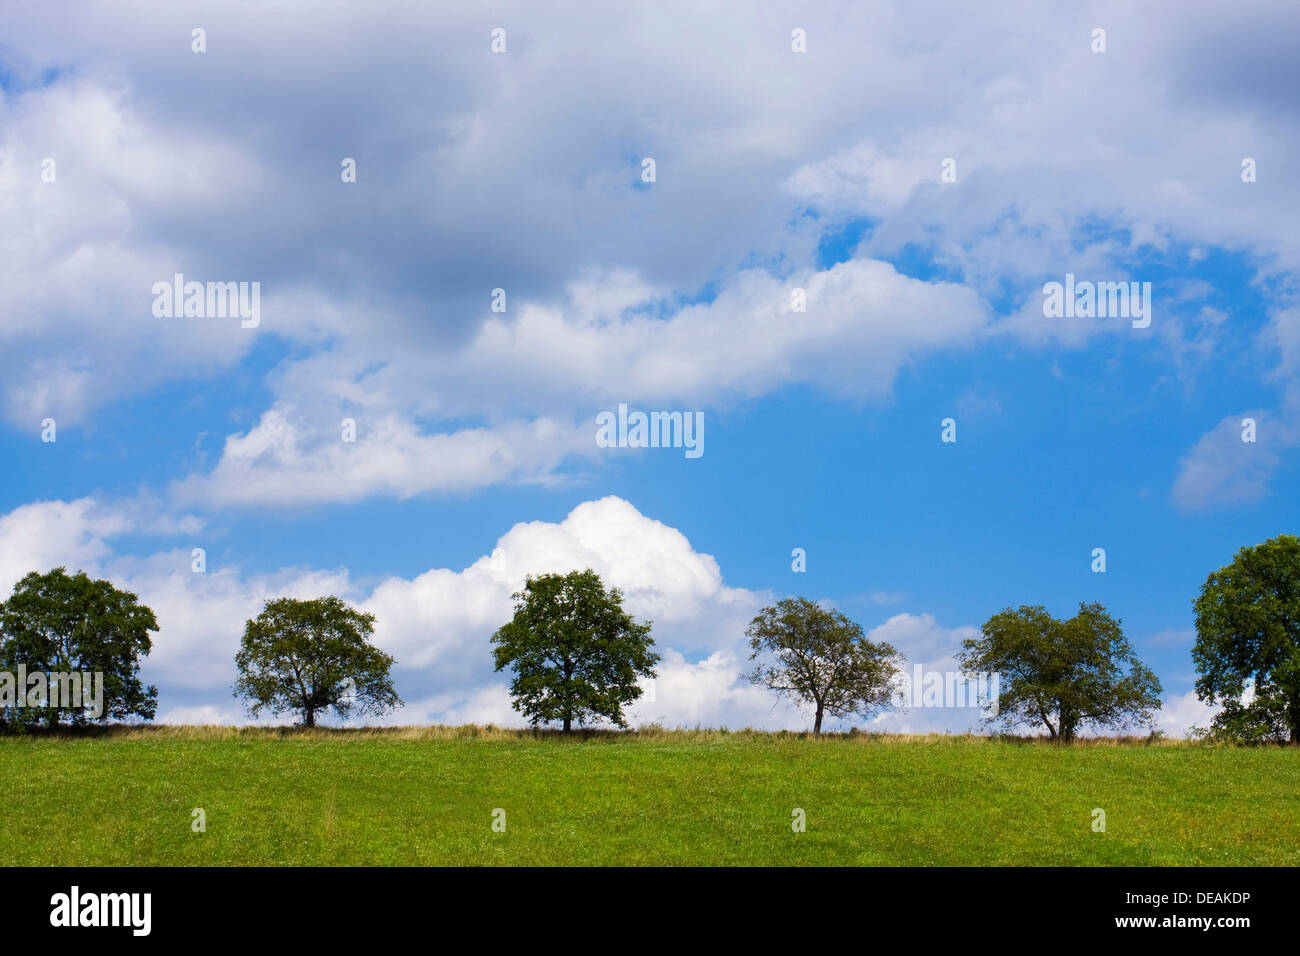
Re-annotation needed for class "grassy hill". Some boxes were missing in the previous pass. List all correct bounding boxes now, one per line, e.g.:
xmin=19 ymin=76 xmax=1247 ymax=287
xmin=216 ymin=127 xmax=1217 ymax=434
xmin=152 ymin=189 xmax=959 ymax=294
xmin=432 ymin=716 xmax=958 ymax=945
xmin=1 ymin=726 xmax=1296 ymax=866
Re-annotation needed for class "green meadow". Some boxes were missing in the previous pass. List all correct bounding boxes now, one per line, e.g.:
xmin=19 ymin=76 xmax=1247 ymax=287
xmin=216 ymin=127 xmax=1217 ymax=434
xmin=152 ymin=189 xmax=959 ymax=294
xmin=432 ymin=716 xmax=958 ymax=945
xmin=1 ymin=726 xmax=1296 ymax=866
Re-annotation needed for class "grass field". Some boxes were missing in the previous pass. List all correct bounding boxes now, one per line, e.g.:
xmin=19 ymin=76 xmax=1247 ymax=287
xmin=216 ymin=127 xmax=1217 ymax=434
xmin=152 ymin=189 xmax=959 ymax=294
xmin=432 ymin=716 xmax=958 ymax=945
xmin=1 ymin=726 xmax=1296 ymax=866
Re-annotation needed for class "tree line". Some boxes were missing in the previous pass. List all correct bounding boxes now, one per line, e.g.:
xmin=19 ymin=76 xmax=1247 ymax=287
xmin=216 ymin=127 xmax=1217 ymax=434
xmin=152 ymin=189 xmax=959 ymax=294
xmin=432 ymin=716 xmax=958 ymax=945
xmin=1 ymin=534 xmax=1299 ymax=743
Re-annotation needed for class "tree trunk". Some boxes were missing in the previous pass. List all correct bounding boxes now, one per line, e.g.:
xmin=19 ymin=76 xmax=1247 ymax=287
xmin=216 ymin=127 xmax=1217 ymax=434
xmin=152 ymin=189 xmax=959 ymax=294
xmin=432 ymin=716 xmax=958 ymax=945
xmin=1059 ymin=708 xmax=1074 ymax=743
xmin=813 ymin=706 xmax=824 ymax=736
xmin=562 ymin=659 xmax=574 ymax=734
xmin=303 ymin=707 xmax=315 ymax=728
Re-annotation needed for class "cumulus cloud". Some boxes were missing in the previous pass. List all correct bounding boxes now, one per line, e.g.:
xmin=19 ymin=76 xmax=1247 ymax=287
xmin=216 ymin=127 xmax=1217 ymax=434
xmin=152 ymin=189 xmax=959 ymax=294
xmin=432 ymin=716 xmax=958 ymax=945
xmin=0 ymin=493 xmax=797 ymax=728
xmin=3 ymin=0 xmax=1299 ymax=504
xmin=0 ymin=494 xmax=1221 ymax=736
xmin=0 ymin=497 xmax=128 ymax=593
xmin=168 ymin=259 xmax=987 ymax=505
xmin=3 ymin=2 xmax=1297 ymax=733
xmin=861 ymin=613 xmax=989 ymax=735
xmin=1266 ymin=306 xmax=1300 ymax=381
xmin=362 ymin=496 xmax=762 ymax=686
xmin=171 ymin=406 xmax=590 ymax=507
xmin=1154 ymin=690 xmax=1219 ymax=738
xmin=1171 ymin=411 xmax=1292 ymax=511
xmin=0 ymin=82 xmax=268 ymax=425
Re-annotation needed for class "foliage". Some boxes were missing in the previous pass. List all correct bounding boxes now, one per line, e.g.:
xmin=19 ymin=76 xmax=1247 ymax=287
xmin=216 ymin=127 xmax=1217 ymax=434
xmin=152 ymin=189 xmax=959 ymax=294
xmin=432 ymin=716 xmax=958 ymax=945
xmin=234 ymin=596 xmax=401 ymax=727
xmin=1194 ymin=534 xmax=1300 ymax=743
xmin=491 ymin=569 xmax=657 ymax=731
xmin=0 ymin=567 xmax=158 ymax=728
xmin=957 ymin=602 xmax=1162 ymax=742
xmin=746 ymin=597 xmax=901 ymax=734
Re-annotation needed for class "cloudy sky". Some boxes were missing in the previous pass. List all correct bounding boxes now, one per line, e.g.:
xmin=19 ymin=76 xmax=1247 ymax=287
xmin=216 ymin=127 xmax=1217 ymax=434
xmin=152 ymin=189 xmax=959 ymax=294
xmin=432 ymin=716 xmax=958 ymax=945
xmin=1 ymin=0 xmax=1296 ymax=734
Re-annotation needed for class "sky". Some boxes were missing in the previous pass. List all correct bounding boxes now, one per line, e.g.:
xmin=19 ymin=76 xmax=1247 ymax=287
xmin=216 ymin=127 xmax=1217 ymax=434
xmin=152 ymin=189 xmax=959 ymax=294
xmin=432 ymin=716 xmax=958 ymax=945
xmin=0 ymin=0 xmax=1297 ymax=734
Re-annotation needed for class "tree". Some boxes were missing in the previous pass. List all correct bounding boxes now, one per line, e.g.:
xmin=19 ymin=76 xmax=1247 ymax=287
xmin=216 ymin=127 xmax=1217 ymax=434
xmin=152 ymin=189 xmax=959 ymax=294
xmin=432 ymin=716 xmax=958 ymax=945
xmin=745 ymin=597 xmax=901 ymax=735
xmin=1193 ymin=534 xmax=1300 ymax=743
xmin=1197 ymin=692 xmax=1291 ymax=744
xmin=491 ymin=569 xmax=658 ymax=732
xmin=0 ymin=567 xmax=159 ymax=728
xmin=234 ymin=596 xmax=401 ymax=727
xmin=957 ymin=602 xmax=1162 ymax=742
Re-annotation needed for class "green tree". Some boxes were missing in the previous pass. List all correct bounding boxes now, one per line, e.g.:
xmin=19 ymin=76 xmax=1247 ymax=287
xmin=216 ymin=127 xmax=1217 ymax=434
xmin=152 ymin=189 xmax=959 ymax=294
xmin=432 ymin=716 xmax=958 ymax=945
xmin=745 ymin=597 xmax=901 ymax=735
xmin=491 ymin=569 xmax=658 ymax=732
xmin=958 ymin=603 xmax=1162 ymax=741
xmin=0 ymin=567 xmax=159 ymax=728
xmin=1193 ymin=534 xmax=1300 ymax=743
xmin=234 ymin=596 xmax=401 ymax=727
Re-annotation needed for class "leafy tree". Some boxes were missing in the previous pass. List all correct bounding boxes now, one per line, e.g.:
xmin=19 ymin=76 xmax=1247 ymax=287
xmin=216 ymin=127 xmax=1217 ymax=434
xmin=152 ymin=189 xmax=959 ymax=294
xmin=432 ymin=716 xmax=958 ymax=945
xmin=234 ymin=596 xmax=401 ymax=727
xmin=745 ymin=597 xmax=901 ymax=735
xmin=957 ymin=602 xmax=1162 ymax=742
xmin=491 ymin=569 xmax=658 ymax=732
xmin=0 ymin=567 xmax=159 ymax=728
xmin=1193 ymin=534 xmax=1300 ymax=743
xmin=1197 ymin=692 xmax=1291 ymax=744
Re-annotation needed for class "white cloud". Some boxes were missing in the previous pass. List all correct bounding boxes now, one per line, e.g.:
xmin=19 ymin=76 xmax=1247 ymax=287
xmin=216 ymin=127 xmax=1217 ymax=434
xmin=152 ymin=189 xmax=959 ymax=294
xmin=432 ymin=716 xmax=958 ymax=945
xmin=363 ymin=496 xmax=761 ymax=680
xmin=0 ymin=82 xmax=267 ymax=425
xmin=0 ymin=493 xmax=1219 ymax=736
xmin=170 ymin=258 xmax=987 ymax=506
xmin=866 ymin=612 xmax=978 ymax=670
xmin=394 ymin=685 xmax=518 ymax=728
xmin=154 ymin=703 xmax=251 ymax=726
xmin=625 ymin=648 xmax=808 ymax=730
xmin=0 ymin=493 xmax=793 ymax=728
xmin=171 ymin=405 xmax=590 ymax=507
xmin=1155 ymin=690 xmax=1219 ymax=737
xmin=0 ymin=498 xmax=129 ymax=594
xmin=1171 ymin=411 xmax=1291 ymax=511
xmin=1266 ymin=306 xmax=1300 ymax=379
xmin=3 ymin=0 xmax=1298 ymax=503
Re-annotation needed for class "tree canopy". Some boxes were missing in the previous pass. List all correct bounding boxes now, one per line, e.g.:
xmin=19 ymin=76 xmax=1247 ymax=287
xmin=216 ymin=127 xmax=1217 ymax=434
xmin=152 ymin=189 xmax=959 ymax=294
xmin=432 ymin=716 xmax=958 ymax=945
xmin=234 ymin=596 xmax=401 ymax=727
xmin=0 ymin=567 xmax=159 ymax=727
xmin=491 ymin=569 xmax=658 ymax=732
xmin=957 ymin=602 xmax=1161 ymax=741
xmin=1193 ymin=534 xmax=1300 ymax=743
xmin=745 ymin=597 xmax=901 ymax=734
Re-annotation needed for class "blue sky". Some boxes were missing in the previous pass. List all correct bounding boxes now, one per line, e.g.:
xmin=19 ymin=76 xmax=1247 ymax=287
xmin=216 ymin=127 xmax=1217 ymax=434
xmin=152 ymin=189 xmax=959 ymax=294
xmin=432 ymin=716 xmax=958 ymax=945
xmin=0 ymin=1 xmax=1297 ymax=733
